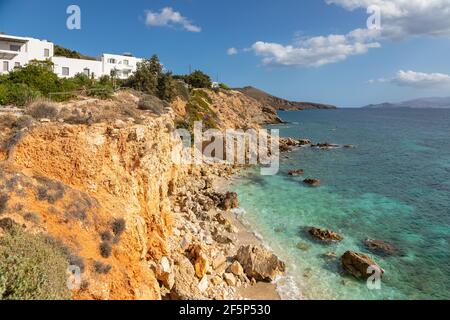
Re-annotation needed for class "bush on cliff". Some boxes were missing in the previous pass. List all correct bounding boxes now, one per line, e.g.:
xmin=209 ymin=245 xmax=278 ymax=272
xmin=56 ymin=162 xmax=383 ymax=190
xmin=175 ymin=89 xmax=220 ymax=132
xmin=125 ymin=54 xmax=178 ymax=102
xmin=0 ymin=60 xmax=114 ymax=106
xmin=138 ymin=94 xmax=170 ymax=115
xmin=183 ymin=70 xmax=212 ymax=89
xmin=0 ymin=226 xmax=71 ymax=300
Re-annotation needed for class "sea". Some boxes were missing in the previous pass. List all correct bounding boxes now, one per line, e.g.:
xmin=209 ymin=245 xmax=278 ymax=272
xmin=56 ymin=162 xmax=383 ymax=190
xmin=229 ymin=108 xmax=450 ymax=300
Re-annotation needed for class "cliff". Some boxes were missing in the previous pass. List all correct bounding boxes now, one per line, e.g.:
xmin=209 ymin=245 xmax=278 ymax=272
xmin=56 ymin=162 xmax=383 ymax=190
xmin=235 ymin=86 xmax=337 ymax=111
xmin=0 ymin=88 xmax=285 ymax=300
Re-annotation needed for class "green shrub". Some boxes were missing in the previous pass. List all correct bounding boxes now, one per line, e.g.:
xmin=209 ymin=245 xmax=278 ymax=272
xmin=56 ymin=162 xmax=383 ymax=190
xmin=184 ymin=70 xmax=212 ymax=89
xmin=26 ymin=101 xmax=59 ymax=120
xmin=0 ymin=193 xmax=9 ymax=214
xmin=87 ymin=84 xmax=114 ymax=99
xmin=0 ymin=83 xmax=41 ymax=106
xmin=0 ymin=227 xmax=71 ymax=300
xmin=138 ymin=94 xmax=170 ymax=115
xmin=219 ymin=83 xmax=231 ymax=90
xmin=111 ymin=218 xmax=126 ymax=236
xmin=99 ymin=242 xmax=112 ymax=258
xmin=94 ymin=261 xmax=112 ymax=274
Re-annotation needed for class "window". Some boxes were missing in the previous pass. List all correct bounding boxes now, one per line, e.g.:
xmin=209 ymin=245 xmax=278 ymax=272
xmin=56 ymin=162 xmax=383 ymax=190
xmin=108 ymin=58 xmax=116 ymax=64
xmin=83 ymin=68 xmax=90 ymax=77
xmin=44 ymin=48 xmax=50 ymax=57
xmin=123 ymin=60 xmax=129 ymax=66
xmin=62 ymin=67 xmax=70 ymax=76
xmin=10 ymin=44 xmax=21 ymax=52
xmin=3 ymin=61 xmax=9 ymax=72
xmin=14 ymin=62 xmax=21 ymax=69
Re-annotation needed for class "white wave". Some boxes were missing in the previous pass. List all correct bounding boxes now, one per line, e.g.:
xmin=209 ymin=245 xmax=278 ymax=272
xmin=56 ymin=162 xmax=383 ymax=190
xmin=273 ymin=275 xmax=303 ymax=300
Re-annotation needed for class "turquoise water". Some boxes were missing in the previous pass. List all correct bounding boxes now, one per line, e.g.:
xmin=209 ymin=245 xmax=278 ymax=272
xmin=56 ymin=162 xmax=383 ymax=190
xmin=231 ymin=108 xmax=450 ymax=300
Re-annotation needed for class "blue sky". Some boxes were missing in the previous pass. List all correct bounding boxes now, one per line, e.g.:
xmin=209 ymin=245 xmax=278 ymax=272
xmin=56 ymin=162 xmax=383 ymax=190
xmin=1 ymin=0 xmax=450 ymax=107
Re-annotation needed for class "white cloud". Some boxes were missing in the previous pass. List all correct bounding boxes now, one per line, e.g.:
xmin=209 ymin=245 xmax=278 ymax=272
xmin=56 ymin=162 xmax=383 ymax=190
xmin=227 ymin=47 xmax=238 ymax=55
xmin=326 ymin=0 xmax=450 ymax=39
xmin=145 ymin=7 xmax=201 ymax=32
xmin=370 ymin=70 xmax=450 ymax=88
xmin=246 ymin=1 xmax=450 ymax=67
xmin=251 ymin=29 xmax=380 ymax=67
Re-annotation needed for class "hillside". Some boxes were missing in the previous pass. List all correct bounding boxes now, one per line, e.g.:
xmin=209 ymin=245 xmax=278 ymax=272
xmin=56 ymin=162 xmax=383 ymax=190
xmin=0 ymin=89 xmax=286 ymax=300
xmin=235 ymin=86 xmax=337 ymax=111
xmin=364 ymin=97 xmax=450 ymax=109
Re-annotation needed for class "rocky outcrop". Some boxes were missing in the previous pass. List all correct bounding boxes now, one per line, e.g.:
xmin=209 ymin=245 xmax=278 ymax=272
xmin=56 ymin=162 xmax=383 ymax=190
xmin=288 ymin=169 xmax=304 ymax=176
xmin=220 ymin=192 xmax=239 ymax=211
xmin=364 ymin=239 xmax=402 ymax=256
xmin=308 ymin=227 xmax=343 ymax=242
xmin=235 ymin=245 xmax=286 ymax=282
xmin=303 ymin=179 xmax=321 ymax=187
xmin=311 ymin=143 xmax=340 ymax=149
xmin=341 ymin=251 xmax=384 ymax=280
xmin=235 ymin=86 xmax=336 ymax=111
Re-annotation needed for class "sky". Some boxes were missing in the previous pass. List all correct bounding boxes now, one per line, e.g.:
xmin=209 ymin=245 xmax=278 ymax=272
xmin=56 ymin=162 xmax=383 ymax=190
xmin=1 ymin=0 xmax=450 ymax=107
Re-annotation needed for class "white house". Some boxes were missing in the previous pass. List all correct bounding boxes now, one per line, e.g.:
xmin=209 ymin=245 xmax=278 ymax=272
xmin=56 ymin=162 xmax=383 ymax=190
xmin=0 ymin=33 xmax=143 ymax=79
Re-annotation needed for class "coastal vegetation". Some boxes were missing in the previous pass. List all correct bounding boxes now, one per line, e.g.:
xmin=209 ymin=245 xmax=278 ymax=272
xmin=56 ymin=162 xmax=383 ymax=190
xmin=0 ymin=60 xmax=114 ymax=106
xmin=0 ymin=224 xmax=71 ymax=300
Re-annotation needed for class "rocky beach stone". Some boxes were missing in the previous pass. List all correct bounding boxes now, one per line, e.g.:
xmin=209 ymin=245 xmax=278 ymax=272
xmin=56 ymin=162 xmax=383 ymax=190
xmin=341 ymin=251 xmax=384 ymax=280
xmin=308 ymin=227 xmax=343 ymax=242
xmin=230 ymin=261 xmax=244 ymax=277
xmin=223 ymin=273 xmax=236 ymax=286
xmin=235 ymin=245 xmax=286 ymax=282
xmin=212 ymin=253 xmax=227 ymax=270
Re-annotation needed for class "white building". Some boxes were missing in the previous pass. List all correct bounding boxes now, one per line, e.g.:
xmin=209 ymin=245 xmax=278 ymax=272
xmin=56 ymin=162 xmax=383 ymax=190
xmin=0 ymin=34 xmax=143 ymax=79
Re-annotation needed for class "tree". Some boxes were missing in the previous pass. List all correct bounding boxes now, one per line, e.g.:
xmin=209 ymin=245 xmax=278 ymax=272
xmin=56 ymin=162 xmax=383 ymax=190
xmin=127 ymin=55 xmax=162 ymax=95
xmin=185 ymin=70 xmax=212 ymax=89
xmin=157 ymin=72 xmax=178 ymax=102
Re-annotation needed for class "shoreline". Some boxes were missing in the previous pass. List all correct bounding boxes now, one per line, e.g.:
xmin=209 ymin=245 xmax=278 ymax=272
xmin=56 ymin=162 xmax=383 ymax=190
xmin=214 ymin=175 xmax=282 ymax=300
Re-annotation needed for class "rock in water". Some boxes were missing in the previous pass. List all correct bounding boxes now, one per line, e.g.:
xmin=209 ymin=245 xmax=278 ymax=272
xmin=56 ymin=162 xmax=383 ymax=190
xmin=288 ymin=169 xmax=304 ymax=176
xmin=308 ymin=227 xmax=343 ymax=242
xmin=303 ymin=179 xmax=321 ymax=187
xmin=364 ymin=239 xmax=402 ymax=256
xmin=235 ymin=245 xmax=286 ymax=282
xmin=341 ymin=251 xmax=384 ymax=280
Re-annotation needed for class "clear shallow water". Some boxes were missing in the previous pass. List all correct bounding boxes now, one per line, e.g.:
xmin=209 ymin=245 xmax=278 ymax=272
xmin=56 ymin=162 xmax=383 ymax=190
xmin=230 ymin=108 xmax=450 ymax=300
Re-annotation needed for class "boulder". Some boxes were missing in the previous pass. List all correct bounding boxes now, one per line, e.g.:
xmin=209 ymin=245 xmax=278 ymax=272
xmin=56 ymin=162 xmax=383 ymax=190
xmin=170 ymin=255 xmax=200 ymax=300
xmin=212 ymin=253 xmax=227 ymax=270
xmin=188 ymin=244 xmax=210 ymax=279
xmin=235 ymin=245 xmax=286 ymax=282
xmin=211 ymin=275 xmax=223 ymax=286
xmin=155 ymin=257 xmax=175 ymax=290
xmin=197 ymin=276 xmax=209 ymax=293
xmin=220 ymin=192 xmax=239 ymax=211
xmin=288 ymin=169 xmax=304 ymax=176
xmin=303 ymin=179 xmax=321 ymax=187
xmin=230 ymin=261 xmax=244 ymax=277
xmin=341 ymin=251 xmax=384 ymax=280
xmin=308 ymin=227 xmax=343 ymax=242
xmin=364 ymin=239 xmax=402 ymax=256
xmin=223 ymin=273 xmax=236 ymax=286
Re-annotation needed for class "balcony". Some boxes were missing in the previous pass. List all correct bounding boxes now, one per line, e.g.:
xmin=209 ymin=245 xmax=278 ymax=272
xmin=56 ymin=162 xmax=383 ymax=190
xmin=0 ymin=34 xmax=28 ymax=59
xmin=0 ymin=49 xmax=19 ymax=60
